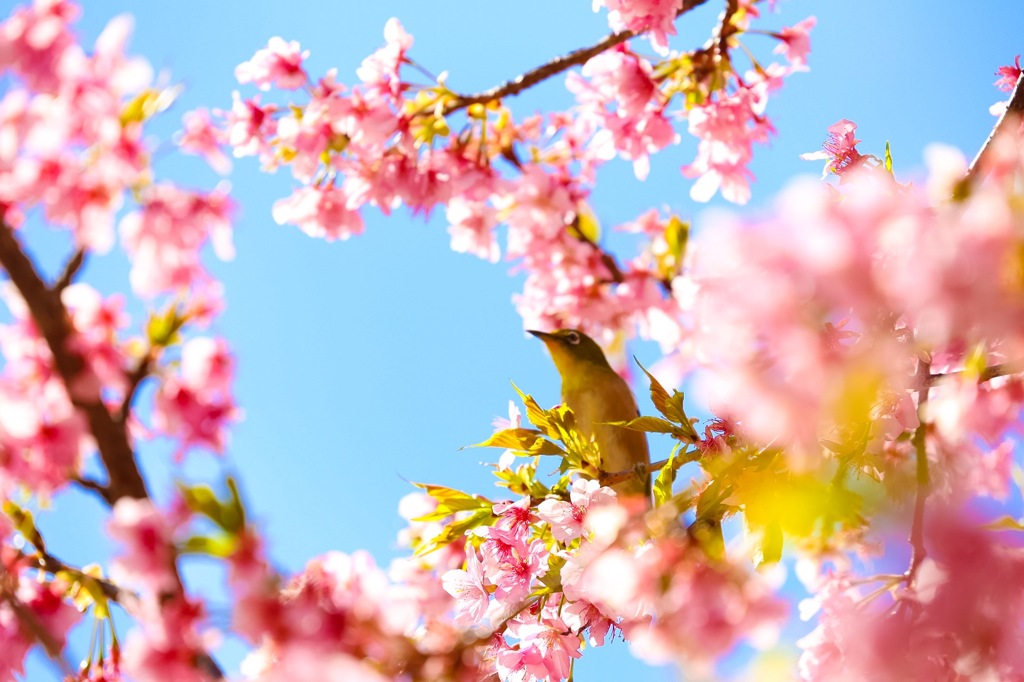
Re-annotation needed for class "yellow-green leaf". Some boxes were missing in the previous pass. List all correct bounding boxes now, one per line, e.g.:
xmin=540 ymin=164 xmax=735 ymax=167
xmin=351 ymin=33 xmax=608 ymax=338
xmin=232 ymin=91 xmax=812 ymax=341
xmin=469 ymin=428 xmax=566 ymax=456
xmin=412 ymin=484 xmax=494 ymax=520
xmin=512 ymin=383 xmax=559 ymax=438
xmin=654 ymin=449 xmax=677 ymax=507
xmin=757 ymin=520 xmax=784 ymax=567
xmin=414 ymin=508 xmax=492 ymax=556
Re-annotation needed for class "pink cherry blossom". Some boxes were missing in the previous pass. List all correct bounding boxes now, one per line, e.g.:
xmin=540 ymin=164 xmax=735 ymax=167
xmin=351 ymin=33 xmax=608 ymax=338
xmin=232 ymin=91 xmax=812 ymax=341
xmin=594 ymin=0 xmax=682 ymax=55
xmin=496 ymin=611 xmax=583 ymax=681
xmin=108 ymin=497 xmax=178 ymax=593
xmin=682 ymin=84 xmax=774 ymax=204
xmin=800 ymin=118 xmax=865 ymax=177
xmin=356 ymin=18 xmax=412 ymax=99
xmin=119 ymin=183 xmax=235 ymax=296
xmin=441 ymin=547 xmax=490 ymax=626
xmin=235 ymin=36 xmax=309 ymax=91
xmin=446 ymin=197 xmax=499 ymax=263
xmin=995 ymin=54 xmax=1022 ymax=91
xmin=774 ymin=17 xmax=817 ymax=71
xmin=0 ymin=567 xmax=79 ymax=680
xmin=151 ymin=336 xmax=239 ymax=457
xmin=178 ymin=107 xmax=231 ymax=174
xmin=272 ymin=185 xmax=365 ymax=241
xmin=537 ymin=479 xmax=617 ymax=542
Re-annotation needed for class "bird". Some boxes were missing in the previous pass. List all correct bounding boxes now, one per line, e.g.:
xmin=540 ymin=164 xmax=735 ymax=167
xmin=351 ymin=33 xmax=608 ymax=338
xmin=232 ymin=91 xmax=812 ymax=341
xmin=529 ymin=328 xmax=651 ymax=501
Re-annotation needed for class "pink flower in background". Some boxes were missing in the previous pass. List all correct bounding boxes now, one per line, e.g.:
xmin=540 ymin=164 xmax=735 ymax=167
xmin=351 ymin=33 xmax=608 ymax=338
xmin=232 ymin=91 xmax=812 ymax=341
xmin=271 ymin=185 xmax=365 ymax=241
xmin=120 ymin=184 xmax=235 ymax=296
xmin=221 ymin=92 xmax=278 ymax=161
xmin=108 ymin=498 xmax=178 ymax=592
xmin=446 ymin=197 xmax=500 ymax=262
xmin=178 ymin=108 xmax=231 ymax=174
xmin=682 ymin=86 xmax=774 ymax=204
xmin=595 ymin=0 xmax=682 ymax=55
xmin=152 ymin=337 xmax=239 ymax=457
xmin=356 ymin=18 xmax=412 ymax=99
xmin=235 ymin=37 xmax=309 ymax=91
xmin=774 ymin=17 xmax=817 ymax=71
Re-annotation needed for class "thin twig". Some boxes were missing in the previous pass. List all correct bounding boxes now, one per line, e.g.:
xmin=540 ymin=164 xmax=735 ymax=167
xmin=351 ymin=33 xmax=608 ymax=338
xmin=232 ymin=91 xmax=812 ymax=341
xmin=906 ymin=360 xmax=931 ymax=584
xmin=52 ymin=248 xmax=85 ymax=292
xmin=925 ymin=359 xmax=1024 ymax=388
xmin=0 ymin=567 xmax=76 ymax=676
xmin=966 ymin=71 xmax=1024 ymax=182
xmin=444 ymin=0 xmax=711 ymax=114
xmin=30 ymin=550 xmax=137 ymax=608
xmin=73 ymin=475 xmax=114 ymax=505
xmin=119 ymin=352 xmax=154 ymax=421
xmin=0 ymin=220 xmax=149 ymax=503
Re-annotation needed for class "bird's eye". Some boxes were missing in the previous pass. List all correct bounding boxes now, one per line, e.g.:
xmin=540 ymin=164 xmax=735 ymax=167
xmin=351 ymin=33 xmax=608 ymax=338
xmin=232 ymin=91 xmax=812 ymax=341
xmin=565 ymin=331 xmax=581 ymax=345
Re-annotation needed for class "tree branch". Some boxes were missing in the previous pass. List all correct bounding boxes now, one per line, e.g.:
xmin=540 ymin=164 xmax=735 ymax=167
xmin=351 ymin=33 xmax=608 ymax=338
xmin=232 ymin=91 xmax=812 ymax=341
xmin=924 ymin=359 xmax=1024 ymax=388
xmin=0 ymin=220 xmax=149 ymax=502
xmin=119 ymin=352 xmax=154 ymax=421
xmin=966 ymin=71 xmax=1024 ymax=183
xmin=444 ymin=0 xmax=712 ymax=114
xmin=52 ymin=248 xmax=85 ymax=292
xmin=906 ymin=360 xmax=931 ymax=584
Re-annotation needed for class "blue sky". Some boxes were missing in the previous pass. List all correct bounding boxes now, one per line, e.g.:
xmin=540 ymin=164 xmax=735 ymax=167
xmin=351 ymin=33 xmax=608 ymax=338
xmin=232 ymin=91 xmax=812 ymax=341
xmin=15 ymin=1 xmax=1024 ymax=679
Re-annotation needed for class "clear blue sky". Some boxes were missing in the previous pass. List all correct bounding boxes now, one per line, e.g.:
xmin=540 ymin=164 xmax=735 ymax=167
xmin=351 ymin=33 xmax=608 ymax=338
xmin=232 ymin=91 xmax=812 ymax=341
xmin=17 ymin=1 xmax=1023 ymax=679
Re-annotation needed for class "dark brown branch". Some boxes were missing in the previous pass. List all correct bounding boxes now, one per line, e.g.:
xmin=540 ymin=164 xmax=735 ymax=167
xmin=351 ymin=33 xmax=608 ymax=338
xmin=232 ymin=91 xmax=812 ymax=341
xmin=906 ymin=361 xmax=931 ymax=584
xmin=966 ymin=71 xmax=1024 ymax=182
xmin=119 ymin=352 xmax=154 ymax=421
xmin=0 ymin=220 xmax=149 ymax=502
xmin=74 ymin=475 xmax=115 ymax=505
xmin=52 ymin=248 xmax=85 ymax=292
xmin=444 ymin=0 xmax=711 ymax=113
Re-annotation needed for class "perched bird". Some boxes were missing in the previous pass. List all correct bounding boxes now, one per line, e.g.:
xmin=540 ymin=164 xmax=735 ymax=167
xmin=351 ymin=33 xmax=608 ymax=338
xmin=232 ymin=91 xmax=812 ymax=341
xmin=529 ymin=329 xmax=651 ymax=501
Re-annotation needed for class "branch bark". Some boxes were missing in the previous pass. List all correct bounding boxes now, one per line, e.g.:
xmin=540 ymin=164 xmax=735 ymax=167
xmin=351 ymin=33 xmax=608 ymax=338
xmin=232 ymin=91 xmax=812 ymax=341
xmin=444 ymin=0 xmax=712 ymax=113
xmin=0 ymin=220 xmax=149 ymax=502
xmin=906 ymin=361 xmax=931 ymax=584
xmin=966 ymin=71 xmax=1024 ymax=182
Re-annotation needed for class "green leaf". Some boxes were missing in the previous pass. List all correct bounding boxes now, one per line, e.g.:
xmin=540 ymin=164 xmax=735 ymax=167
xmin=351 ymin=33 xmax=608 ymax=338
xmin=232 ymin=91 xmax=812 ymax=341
xmin=3 ymin=501 xmax=44 ymax=552
xmin=884 ymin=141 xmax=893 ymax=174
xmin=145 ymin=304 xmax=184 ymax=347
xmin=634 ymin=361 xmax=696 ymax=439
xmin=177 ymin=480 xmax=246 ymax=534
xmin=512 ymin=382 xmax=559 ymax=438
xmin=757 ymin=520 xmax=784 ymax=566
xmin=412 ymin=484 xmax=493 ymax=520
xmin=180 ymin=533 xmax=236 ymax=558
xmin=653 ymin=449 xmax=678 ymax=507
xmin=535 ymin=554 xmax=566 ymax=594
xmin=606 ymin=416 xmax=692 ymax=442
xmin=665 ymin=216 xmax=690 ymax=264
xmin=414 ymin=508 xmax=493 ymax=556
xmin=468 ymin=428 xmax=566 ymax=456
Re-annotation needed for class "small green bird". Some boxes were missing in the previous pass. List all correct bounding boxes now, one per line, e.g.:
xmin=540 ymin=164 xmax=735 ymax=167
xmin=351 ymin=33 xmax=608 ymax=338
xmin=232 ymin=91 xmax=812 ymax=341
xmin=529 ymin=329 xmax=651 ymax=501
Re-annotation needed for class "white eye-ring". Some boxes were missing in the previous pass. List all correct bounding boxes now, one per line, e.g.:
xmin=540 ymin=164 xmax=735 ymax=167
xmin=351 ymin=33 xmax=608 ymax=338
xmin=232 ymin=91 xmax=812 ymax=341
xmin=565 ymin=331 xmax=581 ymax=345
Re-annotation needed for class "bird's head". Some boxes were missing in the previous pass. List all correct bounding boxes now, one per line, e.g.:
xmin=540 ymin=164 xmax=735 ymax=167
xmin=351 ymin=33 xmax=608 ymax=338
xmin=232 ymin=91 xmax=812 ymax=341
xmin=528 ymin=329 xmax=613 ymax=380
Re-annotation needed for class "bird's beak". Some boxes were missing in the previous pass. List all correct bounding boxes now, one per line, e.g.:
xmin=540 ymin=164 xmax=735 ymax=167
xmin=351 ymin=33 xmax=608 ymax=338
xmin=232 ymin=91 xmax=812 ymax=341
xmin=527 ymin=329 xmax=554 ymax=342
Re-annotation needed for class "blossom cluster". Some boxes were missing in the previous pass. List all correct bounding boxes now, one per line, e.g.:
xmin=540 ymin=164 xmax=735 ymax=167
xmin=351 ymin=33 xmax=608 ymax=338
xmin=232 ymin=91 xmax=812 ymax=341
xmin=212 ymin=3 xmax=813 ymax=349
